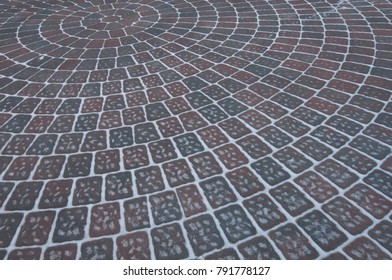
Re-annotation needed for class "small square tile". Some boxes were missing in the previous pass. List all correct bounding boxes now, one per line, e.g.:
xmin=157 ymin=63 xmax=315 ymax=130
xmin=150 ymin=191 xmax=182 ymax=225
xmin=124 ymin=197 xmax=150 ymax=232
xmin=89 ymin=202 xmax=121 ymax=237
xmin=151 ymin=223 xmax=189 ymax=260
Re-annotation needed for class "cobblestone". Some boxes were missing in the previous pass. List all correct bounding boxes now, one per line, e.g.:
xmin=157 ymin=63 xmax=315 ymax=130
xmin=0 ymin=0 xmax=391 ymax=260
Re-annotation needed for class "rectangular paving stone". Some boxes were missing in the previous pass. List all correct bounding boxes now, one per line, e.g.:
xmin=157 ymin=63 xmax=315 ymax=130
xmin=2 ymin=134 xmax=35 ymax=155
xmin=326 ymin=115 xmax=364 ymax=136
xmin=273 ymin=147 xmax=313 ymax=174
xmin=294 ymin=136 xmax=333 ymax=161
xmin=213 ymin=143 xmax=249 ymax=170
xmin=315 ymin=159 xmax=360 ymax=189
xmin=310 ymin=125 xmax=350 ymax=148
xmin=298 ymin=210 xmax=348 ymax=252
xmin=236 ymin=135 xmax=272 ymax=160
xmin=333 ymin=147 xmax=377 ymax=175
xmin=345 ymin=184 xmax=392 ymax=219
xmin=238 ymin=236 xmax=280 ymax=260
xmin=8 ymin=248 xmax=41 ymax=260
xmin=276 ymin=116 xmax=311 ymax=137
xmin=16 ymin=211 xmax=56 ymax=246
xmin=322 ymin=197 xmax=373 ymax=235
xmin=162 ymin=159 xmax=195 ymax=188
xmin=338 ymin=105 xmax=374 ymax=124
xmin=363 ymin=170 xmax=392 ymax=199
xmin=151 ymin=223 xmax=189 ymax=260
xmin=116 ymin=232 xmax=151 ymax=260
xmin=368 ymin=221 xmax=392 ymax=253
xmin=251 ymin=157 xmax=291 ymax=186
xmin=225 ymin=166 xmax=265 ymax=198
xmin=270 ymin=183 xmax=314 ymax=217
xmin=258 ymin=126 xmax=293 ymax=148
xmin=238 ymin=109 xmax=271 ymax=130
xmin=176 ymin=184 xmax=207 ymax=218
xmin=184 ymin=214 xmax=224 ymax=256
xmin=53 ymin=207 xmax=88 ymax=243
xmin=269 ymin=223 xmax=319 ymax=260
xmin=204 ymin=248 xmax=240 ymax=260
xmin=244 ymin=193 xmax=287 ymax=231
xmin=256 ymin=101 xmax=288 ymax=119
xmin=343 ymin=237 xmax=390 ymax=260
xmin=363 ymin=124 xmax=392 ymax=146
xmin=214 ymin=205 xmax=256 ymax=244
xmin=294 ymin=171 xmax=338 ymax=203
xmin=189 ymin=152 xmax=223 ymax=180
xmin=123 ymin=197 xmax=150 ymax=232
xmin=198 ymin=104 xmax=229 ymax=124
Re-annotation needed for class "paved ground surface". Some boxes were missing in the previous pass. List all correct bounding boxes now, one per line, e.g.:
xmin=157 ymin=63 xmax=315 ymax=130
xmin=0 ymin=0 xmax=391 ymax=260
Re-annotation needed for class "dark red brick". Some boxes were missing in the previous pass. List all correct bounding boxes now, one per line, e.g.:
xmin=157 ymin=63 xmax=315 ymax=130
xmin=8 ymin=248 xmax=41 ymax=260
xmin=38 ymin=180 xmax=72 ymax=209
xmin=189 ymin=152 xmax=223 ymax=179
xmin=73 ymin=177 xmax=102 ymax=205
xmin=176 ymin=184 xmax=207 ymax=217
xmin=238 ymin=236 xmax=280 ymax=260
xmin=90 ymin=202 xmax=121 ymax=237
xmin=315 ymin=159 xmax=359 ymax=189
xmin=294 ymin=171 xmax=338 ymax=203
xmin=369 ymin=221 xmax=392 ymax=253
xmin=344 ymin=237 xmax=390 ymax=260
xmin=124 ymin=197 xmax=150 ymax=232
xmin=16 ymin=211 xmax=56 ymax=246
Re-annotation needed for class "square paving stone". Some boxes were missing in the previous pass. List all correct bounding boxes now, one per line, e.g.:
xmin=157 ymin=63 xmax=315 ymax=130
xmin=217 ymin=98 xmax=248 ymax=116
xmin=238 ymin=236 xmax=280 ymax=260
xmin=176 ymin=184 xmax=207 ymax=217
xmin=109 ymin=127 xmax=133 ymax=148
xmin=134 ymin=122 xmax=161 ymax=144
xmin=150 ymin=191 xmax=182 ymax=225
xmin=5 ymin=182 xmax=43 ymax=211
xmin=298 ymin=210 xmax=348 ymax=252
xmin=53 ymin=207 xmax=88 ymax=243
xmin=48 ymin=115 xmax=75 ymax=133
xmin=269 ymin=223 xmax=319 ymax=260
xmin=322 ymin=197 xmax=373 ymax=235
xmin=75 ymin=114 xmax=99 ymax=131
xmin=173 ymin=133 xmax=204 ymax=157
xmin=55 ymin=133 xmax=83 ymax=154
xmin=105 ymin=171 xmax=133 ymax=201
xmin=226 ymin=167 xmax=265 ymax=197
xmin=148 ymin=139 xmax=177 ymax=164
xmin=269 ymin=183 xmax=314 ymax=217
xmin=44 ymin=243 xmax=77 ymax=260
xmin=236 ymin=135 xmax=272 ymax=159
xmin=251 ymin=157 xmax=291 ymax=186
xmin=81 ymin=131 xmax=107 ymax=151
xmin=200 ymin=176 xmax=237 ymax=208
xmin=33 ymin=156 xmax=65 ymax=180
xmin=124 ymin=197 xmax=150 ymax=232
xmin=89 ymin=202 xmax=121 ymax=238
xmin=16 ymin=211 xmax=56 ymax=246
xmin=0 ymin=213 xmax=23 ymax=247
xmin=151 ymin=223 xmax=189 ymax=260
xmin=64 ymin=153 xmax=93 ymax=178
xmin=162 ymin=159 xmax=195 ymax=188
xmin=135 ymin=166 xmax=165 ymax=195
xmin=214 ymin=205 xmax=256 ymax=243
xmin=94 ymin=149 xmax=120 ymax=174
xmin=185 ymin=91 xmax=213 ymax=109
xmin=202 ymin=85 xmax=230 ymax=101
xmin=80 ymin=238 xmax=113 ymax=260
xmin=116 ymin=232 xmax=151 ymax=260
xmin=243 ymin=193 xmax=287 ymax=231
xmin=345 ymin=184 xmax=392 ymax=219
xmin=343 ymin=237 xmax=390 ymax=260
xmin=189 ymin=152 xmax=223 ymax=179
xmin=145 ymin=103 xmax=171 ymax=121
xmin=165 ymin=97 xmax=191 ymax=115
xmin=368 ymin=221 xmax=392 ymax=253
xmin=72 ymin=177 xmax=102 ymax=206
xmin=123 ymin=145 xmax=149 ymax=170
xmin=315 ymin=159 xmax=359 ymax=189
xmin=184 ymin=214 xmax=224 ymax=256
xmin=38 ymin=180 xmax=73 ymax=209
xmin=179 ymin=111 xmax=208 ymax=131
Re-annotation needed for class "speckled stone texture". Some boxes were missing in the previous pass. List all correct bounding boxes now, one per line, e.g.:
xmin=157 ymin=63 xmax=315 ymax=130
xmin=0 ymin=0 xmax=391 ymax=260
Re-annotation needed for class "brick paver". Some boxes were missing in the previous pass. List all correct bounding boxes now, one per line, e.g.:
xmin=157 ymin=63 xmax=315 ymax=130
xmin=0 ymin=0 xmax=391 ymax=260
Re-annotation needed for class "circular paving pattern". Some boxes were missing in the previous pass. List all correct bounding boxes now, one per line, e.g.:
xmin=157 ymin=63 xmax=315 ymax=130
xmin=0 ymin=0 xmax=391 ymax=260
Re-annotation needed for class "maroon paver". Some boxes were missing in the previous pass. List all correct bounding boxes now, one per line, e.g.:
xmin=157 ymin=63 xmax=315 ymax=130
xmin=0 ymin=0 xmax=391 ymax=260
